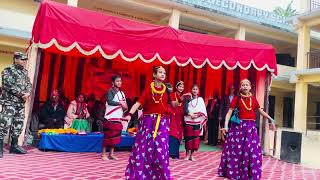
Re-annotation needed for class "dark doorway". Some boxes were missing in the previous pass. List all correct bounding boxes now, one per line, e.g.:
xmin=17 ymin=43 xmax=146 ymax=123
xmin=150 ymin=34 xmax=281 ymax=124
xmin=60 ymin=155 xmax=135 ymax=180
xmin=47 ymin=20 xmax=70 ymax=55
xmin=268 ymin=96 xmax=276 ymax=119
xmin=316 ymin=102 xmax=320 ymax=130
xmin=283 ymin=97 xmax=294 ymax=128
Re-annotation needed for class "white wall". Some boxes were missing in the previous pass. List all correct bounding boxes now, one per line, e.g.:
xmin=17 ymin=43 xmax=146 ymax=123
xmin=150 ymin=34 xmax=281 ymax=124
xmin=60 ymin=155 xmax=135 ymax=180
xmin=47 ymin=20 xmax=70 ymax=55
xmin=0 ymin=45 xmax=24 ymax=84
xmin=0 ymin=9 xmax=35 ymax=33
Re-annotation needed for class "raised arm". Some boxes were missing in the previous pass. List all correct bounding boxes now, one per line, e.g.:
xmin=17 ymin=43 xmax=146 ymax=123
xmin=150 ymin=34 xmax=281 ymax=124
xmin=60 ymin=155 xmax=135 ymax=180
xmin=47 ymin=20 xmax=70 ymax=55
xmin=224 ymin=108 xmax=233 ymax=131
xmin=258 ymin=108 xmax=276 ymax=130
xmin=123 ymin=102 xmax=141 ymax=122
xmin=184 ymin=99 xmax=190 ymax=115
xmin=258 ymin=108 xmax=273 ymax=121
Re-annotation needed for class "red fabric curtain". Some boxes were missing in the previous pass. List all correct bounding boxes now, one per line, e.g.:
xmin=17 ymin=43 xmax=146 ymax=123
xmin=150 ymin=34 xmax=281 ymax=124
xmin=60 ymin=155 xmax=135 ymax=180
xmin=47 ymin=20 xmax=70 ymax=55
xmin=36 ymin=50 xmax=265 ymax=105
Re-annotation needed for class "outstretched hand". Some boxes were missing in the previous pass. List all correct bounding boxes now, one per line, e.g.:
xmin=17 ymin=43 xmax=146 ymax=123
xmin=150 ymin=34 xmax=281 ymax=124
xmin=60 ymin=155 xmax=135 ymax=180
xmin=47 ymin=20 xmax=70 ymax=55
xmin=122 ymin=115 xmax=131 ymax=122
xmin=172 ymin=101 xmax=180 ymax=107
xmin=189 ymin=113 xmax=198 ymax=119
xmin=22 ymin=93 xmax=30 ymax=101
xmin=120 ymin=101 xmax=128 ymax=110
xmin=180 ymin=93 xmax=191 ymax=101
xmin=270 ymin=121 xmax=276 ymax=131
xmin=221 ymin=128 xmax=228 ymax=136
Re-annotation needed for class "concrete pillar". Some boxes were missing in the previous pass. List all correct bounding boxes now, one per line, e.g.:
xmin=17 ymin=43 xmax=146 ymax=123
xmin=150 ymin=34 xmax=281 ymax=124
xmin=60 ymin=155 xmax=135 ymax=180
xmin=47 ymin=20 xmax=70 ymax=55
xmin=235 ymin=25 xmax=246 ymax=40
xmin=299 ymin=0 xmax=311 ymax=13
xmin=296 ymin=25 xmax=310 ymax=69
xmin=67 ymin=0 xmax=78 ymax=7
xmin=168 ymin=9 xmax=180 ymax=29
xmin=293 ymin=82 xmax=308 ymax=133
xmin=293 ymin=24 xmax=310 ymax=133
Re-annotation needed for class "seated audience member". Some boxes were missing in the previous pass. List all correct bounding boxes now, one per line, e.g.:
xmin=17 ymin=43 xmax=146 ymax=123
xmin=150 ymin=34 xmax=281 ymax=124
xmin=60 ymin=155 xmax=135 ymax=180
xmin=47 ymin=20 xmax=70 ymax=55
xmin=91 ymin=95 xmax=107 ymax=132
xmin=87 ymin=93 xmax=96 ymax=116
xmin=39 ymin=90 xmax=66 ymax=129
xmin=59 ymin=89 xmax=70 ymax=110
xmin=64 ymin=93 xmax=91 ymax=133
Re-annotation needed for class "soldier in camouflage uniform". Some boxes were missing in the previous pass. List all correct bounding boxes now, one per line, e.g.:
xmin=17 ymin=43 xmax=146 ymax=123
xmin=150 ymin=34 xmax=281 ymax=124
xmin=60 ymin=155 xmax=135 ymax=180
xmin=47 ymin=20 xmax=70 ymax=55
xmin=0 ymin=52 xmax=32 ymax=158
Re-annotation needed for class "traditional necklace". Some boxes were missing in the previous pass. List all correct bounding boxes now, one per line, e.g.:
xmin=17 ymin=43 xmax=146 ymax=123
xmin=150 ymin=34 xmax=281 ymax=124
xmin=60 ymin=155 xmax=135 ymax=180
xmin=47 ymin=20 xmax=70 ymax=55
xmin=151 ymin=82 xmax=166 ymax=94
xmin=151 ymin=91 xmax=164 ymax=104
xmin=240 ymin=94 xmax=252 ymax=111
xmin=191 ymin=96 xmax=198 ymax=108
xmin=240 ymin=92 xmax=252 ymax=98
xmin=175 ymin=92 xmax=182 ymax=106
xmin=150 ymin=82 xmax=166 ymax=104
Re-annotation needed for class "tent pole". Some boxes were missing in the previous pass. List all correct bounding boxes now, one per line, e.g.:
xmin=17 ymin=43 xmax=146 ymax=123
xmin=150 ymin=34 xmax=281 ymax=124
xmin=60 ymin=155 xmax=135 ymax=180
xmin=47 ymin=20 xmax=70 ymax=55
xmin=18 ymin=46 xmax=42 ymax=146
xmin=262 ymin=72 xmax=271 ymax=155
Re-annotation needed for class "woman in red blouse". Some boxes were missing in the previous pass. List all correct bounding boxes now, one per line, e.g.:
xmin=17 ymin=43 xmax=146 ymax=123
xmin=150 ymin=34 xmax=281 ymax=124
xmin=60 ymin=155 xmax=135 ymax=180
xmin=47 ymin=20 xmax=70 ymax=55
xmin=218 ymin=79 xmax=275 ymax=180
xmin=169 ymin=81 xmax=185 ymax=159
xmin=123 ymin=66 xmax=182 ymax=180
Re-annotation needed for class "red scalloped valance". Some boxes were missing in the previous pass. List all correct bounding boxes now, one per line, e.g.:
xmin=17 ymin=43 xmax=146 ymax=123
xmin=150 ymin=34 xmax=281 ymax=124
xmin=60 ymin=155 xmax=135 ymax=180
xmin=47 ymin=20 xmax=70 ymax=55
xmin=31 ymin=0 xmax=277 ymax=75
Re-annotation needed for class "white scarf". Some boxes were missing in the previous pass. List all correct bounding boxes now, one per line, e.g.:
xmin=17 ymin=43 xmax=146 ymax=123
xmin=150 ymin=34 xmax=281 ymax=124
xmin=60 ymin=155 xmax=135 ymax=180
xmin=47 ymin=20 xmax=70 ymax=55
xmin=184 ymin=97 xmax=208 ymax=127
xmin=104 ymin=91 xmax=128 ymax=131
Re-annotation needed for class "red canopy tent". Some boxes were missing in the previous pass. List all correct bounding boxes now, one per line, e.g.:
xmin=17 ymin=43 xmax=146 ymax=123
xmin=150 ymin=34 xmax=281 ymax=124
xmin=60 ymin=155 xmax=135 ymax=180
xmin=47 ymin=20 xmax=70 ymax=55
xmin=25 ymin=0 xmax=277 ymax=149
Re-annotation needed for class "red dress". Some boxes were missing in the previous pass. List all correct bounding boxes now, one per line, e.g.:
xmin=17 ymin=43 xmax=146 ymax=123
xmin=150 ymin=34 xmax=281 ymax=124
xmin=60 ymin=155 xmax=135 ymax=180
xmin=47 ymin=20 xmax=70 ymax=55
xmin=169 ymin=92 xmax=184 ymax=141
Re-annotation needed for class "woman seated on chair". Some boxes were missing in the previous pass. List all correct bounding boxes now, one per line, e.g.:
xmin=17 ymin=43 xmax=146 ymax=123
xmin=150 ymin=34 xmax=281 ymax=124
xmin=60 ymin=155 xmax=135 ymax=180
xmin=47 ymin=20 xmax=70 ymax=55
xmin=64 ymin=93 xmax=90 ymax=133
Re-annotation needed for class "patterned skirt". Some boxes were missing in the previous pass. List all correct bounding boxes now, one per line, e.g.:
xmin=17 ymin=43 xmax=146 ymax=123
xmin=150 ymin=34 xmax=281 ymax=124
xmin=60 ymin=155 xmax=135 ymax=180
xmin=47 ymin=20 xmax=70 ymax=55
xmin=217 ymin=120 xmax=262 ymax=180
xmin=125 ymin=114 xmax=171 ymax=180
xmin=103 ymin=121 xmax=122 ymax=147
xmin=184 ymin=124 xmax=201 ymax=151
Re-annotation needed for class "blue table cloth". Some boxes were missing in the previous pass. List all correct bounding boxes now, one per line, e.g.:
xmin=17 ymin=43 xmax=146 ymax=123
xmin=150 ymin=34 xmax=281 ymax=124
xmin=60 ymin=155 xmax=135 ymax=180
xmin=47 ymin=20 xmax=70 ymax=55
xmin=39 ymin=133 xmax=135 ymax=152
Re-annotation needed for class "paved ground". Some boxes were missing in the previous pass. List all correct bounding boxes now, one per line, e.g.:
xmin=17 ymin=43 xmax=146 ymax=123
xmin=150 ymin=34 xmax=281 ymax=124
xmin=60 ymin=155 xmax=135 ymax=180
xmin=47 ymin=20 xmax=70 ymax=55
xmin=0 ymin=146 xmax=319 ymax=180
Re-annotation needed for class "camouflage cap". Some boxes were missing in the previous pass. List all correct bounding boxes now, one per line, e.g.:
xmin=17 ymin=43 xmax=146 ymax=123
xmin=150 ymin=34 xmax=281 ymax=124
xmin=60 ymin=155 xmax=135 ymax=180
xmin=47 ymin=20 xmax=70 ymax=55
xmin=13 ymin=52 xmax=28 ymax=61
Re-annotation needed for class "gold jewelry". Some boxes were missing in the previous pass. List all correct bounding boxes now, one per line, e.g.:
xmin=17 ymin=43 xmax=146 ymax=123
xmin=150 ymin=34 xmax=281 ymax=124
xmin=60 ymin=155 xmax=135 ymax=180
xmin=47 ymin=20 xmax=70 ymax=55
xmin=150 ymin=82 xmax=166 ymax=104
xmin=151 ymin=91 xmax=163 ymax=104
xmin=175 ymin=92 xmax=182 ymax=106
xmin=240 ymin=92 xmax=252 ymax=98
xmin=241 ymin=97 xmax=252 ymax=111
xmin=151 ymin=82 xmax=166 ymax=94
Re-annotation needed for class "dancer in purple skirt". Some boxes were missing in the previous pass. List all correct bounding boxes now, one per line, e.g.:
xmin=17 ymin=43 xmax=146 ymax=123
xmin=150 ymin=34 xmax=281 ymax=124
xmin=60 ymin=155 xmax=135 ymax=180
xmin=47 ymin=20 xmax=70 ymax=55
xmin=218 ymin=79 xmax=275 ymax=180
xmin=123 ymin=66 xmax=187 ymax=180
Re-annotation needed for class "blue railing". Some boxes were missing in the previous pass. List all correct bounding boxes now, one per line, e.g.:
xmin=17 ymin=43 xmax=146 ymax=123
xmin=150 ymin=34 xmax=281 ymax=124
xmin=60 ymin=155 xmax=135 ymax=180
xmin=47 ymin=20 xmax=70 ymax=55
xmin=171 ymin=0 xmax=293 ymax=31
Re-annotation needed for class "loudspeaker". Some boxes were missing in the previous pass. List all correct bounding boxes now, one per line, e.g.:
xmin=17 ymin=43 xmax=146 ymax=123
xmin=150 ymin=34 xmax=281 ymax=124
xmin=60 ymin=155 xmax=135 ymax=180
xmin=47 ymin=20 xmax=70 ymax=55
xmin=280 ymin=131 xmax=302 ymax=164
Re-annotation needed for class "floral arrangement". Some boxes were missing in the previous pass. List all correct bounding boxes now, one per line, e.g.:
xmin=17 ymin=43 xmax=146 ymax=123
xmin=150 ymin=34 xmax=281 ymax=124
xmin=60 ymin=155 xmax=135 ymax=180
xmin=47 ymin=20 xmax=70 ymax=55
xmin=38 ymin=128 xmax=78 ymax=136
xmin=128 ymin=127 xmax=137 ymax=135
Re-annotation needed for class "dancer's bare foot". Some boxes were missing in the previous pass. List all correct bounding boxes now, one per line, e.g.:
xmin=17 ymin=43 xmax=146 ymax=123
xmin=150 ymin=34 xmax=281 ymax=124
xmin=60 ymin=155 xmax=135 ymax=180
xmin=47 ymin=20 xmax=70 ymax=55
xmin=102 ymin=155 xmax=109 ymax=161
xmin=190 ymin=156 xmax=196 ymax=161
xmin=109 ymin=155 xmax=118 ymax=160
xmin=170 ymin=156 xmax=177 ymax=160
xmin=184 ymin=156 xmax=190 ymax=160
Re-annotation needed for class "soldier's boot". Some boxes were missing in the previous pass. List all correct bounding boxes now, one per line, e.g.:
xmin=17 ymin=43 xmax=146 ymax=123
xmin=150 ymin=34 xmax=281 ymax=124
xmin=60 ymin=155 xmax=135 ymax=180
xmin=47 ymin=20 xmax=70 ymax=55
xmin=0 ymin=140 xmax=3 ymax=158
xmin=9 ymin=138 xmax=27 ymax=154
